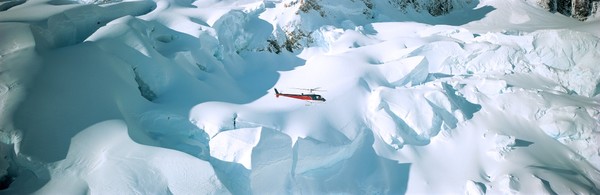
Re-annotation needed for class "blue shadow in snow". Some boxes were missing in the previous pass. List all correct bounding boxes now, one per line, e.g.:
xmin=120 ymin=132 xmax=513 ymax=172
xmin=0 ymin=0 xmax=25 ymax=11
xmin=442 ymin=82 xmax=481 ymax=120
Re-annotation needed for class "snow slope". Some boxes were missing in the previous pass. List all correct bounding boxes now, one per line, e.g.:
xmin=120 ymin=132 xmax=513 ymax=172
xmin=0 ymin=0 xmax=599 ymax=194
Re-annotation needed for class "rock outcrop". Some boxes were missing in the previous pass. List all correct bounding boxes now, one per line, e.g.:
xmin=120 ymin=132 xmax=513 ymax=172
xmin=537 ymin=0 xmax=600 ymax=20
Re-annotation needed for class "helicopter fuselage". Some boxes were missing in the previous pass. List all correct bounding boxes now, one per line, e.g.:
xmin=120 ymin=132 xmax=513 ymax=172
xmin=274 ymin=88 xmax=326 ymax=102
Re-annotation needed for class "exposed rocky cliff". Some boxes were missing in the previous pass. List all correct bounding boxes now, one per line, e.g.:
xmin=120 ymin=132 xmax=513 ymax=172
xmin=387 ymin=0 xmax=468 ymax=16
xmin=536 ymin=0 xmax=600 ymax=20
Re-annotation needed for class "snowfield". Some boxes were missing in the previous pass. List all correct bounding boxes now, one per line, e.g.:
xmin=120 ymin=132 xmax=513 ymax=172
xmin=0 ymin=0 xmax=599 ymax=194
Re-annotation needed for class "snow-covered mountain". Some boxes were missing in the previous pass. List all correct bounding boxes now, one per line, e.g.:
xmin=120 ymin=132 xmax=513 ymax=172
xmin=1 ymin=0 xmax=599 ymax=194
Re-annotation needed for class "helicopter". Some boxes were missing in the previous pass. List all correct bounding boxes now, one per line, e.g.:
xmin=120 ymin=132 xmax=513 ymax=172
xmin=274 ymin=87 xmax=326 ymax=102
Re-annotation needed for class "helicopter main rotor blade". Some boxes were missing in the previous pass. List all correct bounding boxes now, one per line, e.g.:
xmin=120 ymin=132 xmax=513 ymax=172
xmin=292 ymin=87 xmax=326 ymax=92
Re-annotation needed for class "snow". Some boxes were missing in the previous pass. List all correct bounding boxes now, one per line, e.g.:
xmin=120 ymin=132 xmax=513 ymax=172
xmin=36 ymin=120 xmax=226 ymax=194
xmin=1 ymin=0 xmax=599 ymax=194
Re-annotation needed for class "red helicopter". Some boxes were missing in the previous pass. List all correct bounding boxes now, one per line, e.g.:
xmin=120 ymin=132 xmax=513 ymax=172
xmin=274 ymin=88 xmax=326 ymax=102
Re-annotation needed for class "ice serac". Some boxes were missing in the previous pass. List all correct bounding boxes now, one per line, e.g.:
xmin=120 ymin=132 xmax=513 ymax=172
xmin=0 ymin=23 xmax=35 ymax=56
xmin=529 ymin=29 xmax=600 ymax=97
xmin=36 ymin=120 xmax=226 ymax=195
xmin=0 ymin=23 xmax=38 ymax=142
xmin=30 ymin=0 xmax=156 ymax=49
xmin=291 ymin=130 xmax=410 ymax=194
xmin=251 ymin=127 xmax=293 ymax=194
xmin=205 ymin=125 xmax=293 ymax=194
xmin=0 ymin=22 xmax=41 ymax=194
xmin=209 ymin=127 xmax=262 ymax=170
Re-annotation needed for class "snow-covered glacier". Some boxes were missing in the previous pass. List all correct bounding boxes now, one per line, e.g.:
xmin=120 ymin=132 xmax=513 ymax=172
xmin=0 ymin=0 xmax=599 ymax=194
